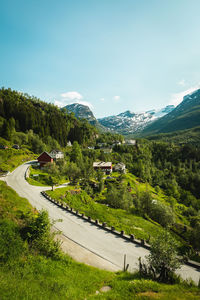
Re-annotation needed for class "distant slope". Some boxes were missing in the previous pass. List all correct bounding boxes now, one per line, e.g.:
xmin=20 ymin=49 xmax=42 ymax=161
xmin=98 ymin=105 xmax=174 ymax=134
xmin=142 ymin=89 xmax=200 ymax=136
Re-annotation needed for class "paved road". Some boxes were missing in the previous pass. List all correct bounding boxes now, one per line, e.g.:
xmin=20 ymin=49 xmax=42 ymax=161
xmin=3 ymin=161 xmax=200 ymax=283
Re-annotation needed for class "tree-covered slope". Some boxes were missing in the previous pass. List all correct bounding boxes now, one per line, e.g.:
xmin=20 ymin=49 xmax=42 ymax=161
xmin=141 ymin=89 xmax=200 ymax=136
xmin=146 ymin=126 xmax=200 ymax=146
xmin=0 ymin=88 xmax=97 ymax=146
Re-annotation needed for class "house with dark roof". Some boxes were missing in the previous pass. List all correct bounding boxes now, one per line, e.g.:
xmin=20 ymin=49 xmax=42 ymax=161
xmin=37 ymin=152 xmax=53 ymax=167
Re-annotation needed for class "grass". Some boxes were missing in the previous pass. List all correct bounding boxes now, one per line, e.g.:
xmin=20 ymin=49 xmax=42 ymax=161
xmin=46 ymin=186 xmax=164 ymax=241
xmin=0 ymin=181 xmax=200 ymax=299
xmin=0 ymin=148 xmax=35 ymax=173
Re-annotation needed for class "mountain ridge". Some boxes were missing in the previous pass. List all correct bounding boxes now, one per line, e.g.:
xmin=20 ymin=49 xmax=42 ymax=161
xmin=141 ymin=89 xmax=200 ymax=136
xmin=63 ymin=103 xmax=175 ymax=135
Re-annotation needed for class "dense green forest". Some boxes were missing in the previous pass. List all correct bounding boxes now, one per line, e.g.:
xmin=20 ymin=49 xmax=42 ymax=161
xmin=145 ymin=126 xmax=200 ymax=146
xmin=0 ymin=88 xmax=97 ymax=147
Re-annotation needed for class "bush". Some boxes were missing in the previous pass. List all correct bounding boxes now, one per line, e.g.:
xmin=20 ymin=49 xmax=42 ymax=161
xmin=105 ymin=184 xmax=133 ymax=210
xmin=21 ymin=210 xmax=61 ymax=258
xmin=139 ymin=230 xmax=181 ymax=283
xmin=150 ymin=202 xmax=175 ymax=227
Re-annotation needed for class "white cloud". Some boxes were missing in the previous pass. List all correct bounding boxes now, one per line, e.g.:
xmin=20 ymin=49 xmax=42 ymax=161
xmin=100 ymin=98 xmax=105 ymax=102
xmin=54 ymin=91 xmax=93 ymax=109
xmin=169 ymin=84 xmax=200 ymax=106
xmin=54 ymin=100 xmax=64 ymax=107
xmin=113 ymin=95 xmax=120 ymax=101
xmin=178 ymin=79 xmax=186 ymax=86
xmin=61 ymin=91 xmax=83 ymax=100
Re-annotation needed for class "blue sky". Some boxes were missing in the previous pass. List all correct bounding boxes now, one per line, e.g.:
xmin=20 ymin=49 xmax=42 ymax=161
xmin=1 ymin=0 xmax=200 ymax=117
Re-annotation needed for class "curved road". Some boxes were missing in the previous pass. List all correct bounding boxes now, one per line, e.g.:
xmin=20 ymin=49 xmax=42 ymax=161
xmin=3 ymin=162 xmax=200 ymax=283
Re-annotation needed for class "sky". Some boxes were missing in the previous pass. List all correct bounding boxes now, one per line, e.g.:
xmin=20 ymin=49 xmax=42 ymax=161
xmin=1 ymin=0 xmax=200 ymax=118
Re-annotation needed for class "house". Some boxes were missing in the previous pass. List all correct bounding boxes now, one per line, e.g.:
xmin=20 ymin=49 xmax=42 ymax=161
xmin=50 ymin=149 xmax=64 ymax=160
xmin=93 ymin=161 xmax=112 ymax=174
xmin=125 ymin=139 xmax=136 ymax=145
xmin=113 ymin=162 xmax=126 ymax=173
xmin=0 ymin=145 xmax=8 ymax=149
xmin=12 ymin=144 xmax=20 ymax=149
xmin=37 ymin=152 xmax=53 ymax=167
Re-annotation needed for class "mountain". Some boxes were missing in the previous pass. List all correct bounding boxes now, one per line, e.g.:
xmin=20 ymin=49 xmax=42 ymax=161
xmin=64 ymin=103 xmax=97 ymax=124
xmin=97 ymin=105 xmax=175 ymax=134
xmin=142 ymin=89 xmax=200 ymax=136
xmin=63 ymin=103 xmax=107 ymax=131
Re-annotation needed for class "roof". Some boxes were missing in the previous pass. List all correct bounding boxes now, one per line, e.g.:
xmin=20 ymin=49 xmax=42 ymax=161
xmin=37 ymin=151 xmax=53 ymax=160
xmin=50 ymin=149 xmax=63 ymax=154
xmin=93 ymin=162 xmax=112 ymax=168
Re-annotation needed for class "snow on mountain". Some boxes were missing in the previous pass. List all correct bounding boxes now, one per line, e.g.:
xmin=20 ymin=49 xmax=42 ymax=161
xmin=98 ymin=105 xmax=175 ymax=134
xmin=62 ymin=102 xmax=175 ymax=135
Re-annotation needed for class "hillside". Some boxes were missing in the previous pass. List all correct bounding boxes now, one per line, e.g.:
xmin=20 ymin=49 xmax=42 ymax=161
xmin=142 ymin=89 xmax=200 ymax=136
xmin=146 ymin=126 xmax=200 ymax=146
xmin=0 ymin=88 xmax=97 ymax=146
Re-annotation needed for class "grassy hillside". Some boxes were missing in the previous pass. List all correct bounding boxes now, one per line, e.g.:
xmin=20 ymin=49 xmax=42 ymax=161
xmin=1 ymin=181 xmax=200 ymax=299
xmin=0 ymin=146 xmax=35 ymax=173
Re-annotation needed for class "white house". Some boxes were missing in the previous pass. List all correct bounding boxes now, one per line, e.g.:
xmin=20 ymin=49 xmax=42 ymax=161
xmin=125 ymin=139 xmax=136 ymax=145
xmin=50 ymin=149 xmax=64 ymax=160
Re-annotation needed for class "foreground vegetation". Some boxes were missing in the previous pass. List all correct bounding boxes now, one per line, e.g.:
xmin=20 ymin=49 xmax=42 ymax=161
xmin=0 ymin=180 xmax=200 ymax=299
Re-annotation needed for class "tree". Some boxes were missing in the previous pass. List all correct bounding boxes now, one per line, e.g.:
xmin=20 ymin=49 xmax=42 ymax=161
xmin=66 ymin=162 xmax=81 ymax=183
xmin=146 ymin=231 xmax=180 ymax=282
xmin=71 ymin=141 xmax=83 ymax=163
xmin=105 ymin=184 xmax=132 ymax=210
xmin=1 ymin=120 xmax=11 ymax=140
xmin=47 ymin=175 xmax=59 ymax=191
xmin=96 ymin=169 xmax=104 ymax=192
xmin=139 ymin=188 xmax=153 ymax=216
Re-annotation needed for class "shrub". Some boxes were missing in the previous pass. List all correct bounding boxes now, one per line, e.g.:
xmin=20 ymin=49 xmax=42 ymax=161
xmin=139 ymin=230 xmax=181 ymax=283
xmin=21 ymin=210 xmax=61 ymax=258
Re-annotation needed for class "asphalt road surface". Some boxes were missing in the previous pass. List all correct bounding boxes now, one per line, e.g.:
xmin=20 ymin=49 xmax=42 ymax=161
xmin=3 ymin=161 xmax=200 ymax=284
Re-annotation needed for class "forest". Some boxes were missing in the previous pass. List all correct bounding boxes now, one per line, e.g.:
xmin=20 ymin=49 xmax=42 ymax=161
xmin=0 ymin=88 xmax=97 ymax=147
